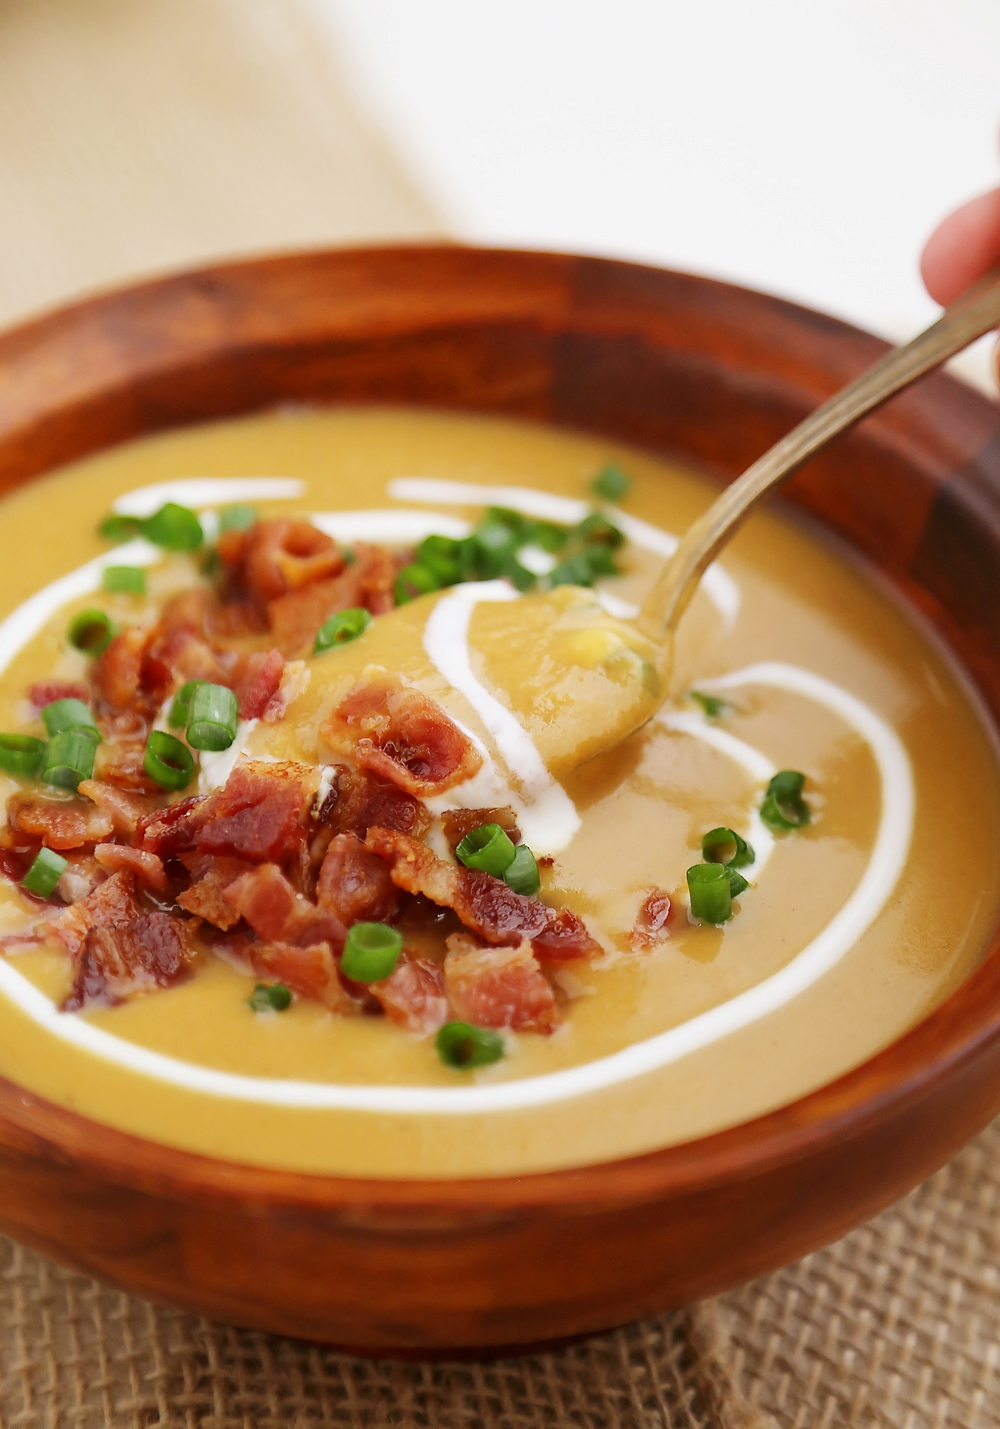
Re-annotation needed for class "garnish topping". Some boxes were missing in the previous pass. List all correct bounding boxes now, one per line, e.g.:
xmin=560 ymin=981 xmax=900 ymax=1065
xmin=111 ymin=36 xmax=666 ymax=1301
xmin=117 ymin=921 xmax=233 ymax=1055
xmin=185 ymin=683 xmax=238 ymax=752
xmin=21 ymin=847 xmax=68 ymax=899
xmin=701 ymin=826 xmax=755 ymax=869
xmin=102 ymin=566 xmax=146 ymax=595
xmin=341 ymin=921 xmax=404 ymax=982
xmin=314 ymin=607 xmax=371 ymax=654
xmin=143 ymin=731 xmax=196 ymax=791
xmin=455 ymin=822 xmax=517 ymax=877
xmin=218 ymin=503 xmax=259 ymax=532
xmin=41 ymin=698 xmax=100 ymax=743
xmin=168 ymin=680 xmax=204 ymax=728
xmin=43 ymin=730 xmax=97 ymax=791
xmin=0 ymin=734 xmax=47 ymax=778
xmin=436 ymin=1019 xmax=505 ymax=1070
xmin=248 ymin=982 xmax=292 ymax=1012
xmin=760 ymin=769 xmax=810 ymax=831
xmin=689 ymin=690 xmax=728 ymax=718
xmin=591 ymin=463 xmax=631 ymax=502
xmin=502 ymin=844 xmax=541 ymax=896
xmin=68 ymin=610 xmax=115 ymax=656
xmin=99 ymin=502 xmax=203 ymax=550
xmin=686 ymin=862 xmax=733 ymax=924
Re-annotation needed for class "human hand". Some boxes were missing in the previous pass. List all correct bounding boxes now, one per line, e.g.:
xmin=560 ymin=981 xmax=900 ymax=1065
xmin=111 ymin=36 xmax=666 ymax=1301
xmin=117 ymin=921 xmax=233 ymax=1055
xmin=922 ymin=182 xmax=1000 ymax=387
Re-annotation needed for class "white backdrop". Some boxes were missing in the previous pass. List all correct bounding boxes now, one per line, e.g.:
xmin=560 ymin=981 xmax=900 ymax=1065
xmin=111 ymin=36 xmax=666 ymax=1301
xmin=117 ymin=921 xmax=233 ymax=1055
xmin=314 ymin=0 xmax=1000 ymax=390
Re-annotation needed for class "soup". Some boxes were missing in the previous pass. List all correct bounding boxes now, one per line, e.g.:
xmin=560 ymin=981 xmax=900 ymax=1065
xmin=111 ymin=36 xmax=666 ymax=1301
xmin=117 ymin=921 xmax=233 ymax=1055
xmin=0 ymin=406 xmax=994 ymax=1179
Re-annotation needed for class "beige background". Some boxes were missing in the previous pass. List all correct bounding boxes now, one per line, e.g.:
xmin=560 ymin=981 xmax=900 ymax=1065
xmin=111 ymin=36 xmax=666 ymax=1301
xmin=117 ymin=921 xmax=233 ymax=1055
xmin=0 ymin=2 xmax=997 ymax=1425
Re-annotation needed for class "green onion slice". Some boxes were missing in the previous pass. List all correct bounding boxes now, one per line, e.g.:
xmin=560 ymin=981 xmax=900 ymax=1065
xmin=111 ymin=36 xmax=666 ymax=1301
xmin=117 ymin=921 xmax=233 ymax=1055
xmin=394 ymin=563 xmax=440 ymax=605
xmin=41 ymin=698 xmax=100 ymax=742
xmin=689 ymin=690 xmax=728 ymax=719
xmin=760 ymin=769 xmax=810 ymax=831
xmin=455 ymin=823 xmax=517 ymax=877
xmin=218 ymin=503 xmax=259 ymax=532
xmin=436 ymin=1021 xmax=505 ymax=1070
xmin=591 ymin=464 xmax=631 ymax=502
xmin=144 ymin=731 xmax=196 ymax=791
xmin=142 ymin=502 xmax=204 ymax=550
xmin=576 ymin=512 xmax=625 ymax=549
xmin=102 ymin=566 xmax=146 ymax=595
xmin=99 ymin=514 xmax=143 ymax=543
xmin=503 ymin=844 xmax=540 ymax=896
xmin=727 ymin=869 xmax=750 ymax=898
xmin=248 ymin=982 xmax=292 ymax=1012
xmin=341 ymin=922 xmax=404 ymax=982
xmin=186 ymin=683 xmax=238 ymax=751
xmin=21 ymin=847 xmax=68 ymax=899
xmin=417 ymin=534 xmax=462 ymax=585
xmin=686 ymin=862 xmax=733 ymax=924
xmin=67 ymin=609 xmax=115 ymax=656
xmin=168 ymin=680 xmax=205 ymax=728
xmin=43 ymin=730 xmax=97 ymax=791
xmin=0 ymin=735 xmax=47 ymax=778
xmin=314 ymin=607 xmax=371 ymax=655
xmin=701 ymin=827 xmax=755 ymax=869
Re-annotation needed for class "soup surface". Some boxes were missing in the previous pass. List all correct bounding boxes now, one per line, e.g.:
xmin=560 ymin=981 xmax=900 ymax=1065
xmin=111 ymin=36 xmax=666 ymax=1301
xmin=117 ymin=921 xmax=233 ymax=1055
xmin=0 ymin=407 xmax=996 ymax=1178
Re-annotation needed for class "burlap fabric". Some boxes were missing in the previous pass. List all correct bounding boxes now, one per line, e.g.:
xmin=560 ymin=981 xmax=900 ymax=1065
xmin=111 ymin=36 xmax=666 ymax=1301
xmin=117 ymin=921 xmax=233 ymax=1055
xmin=0 ymin=2 xmax=998 ymax=1424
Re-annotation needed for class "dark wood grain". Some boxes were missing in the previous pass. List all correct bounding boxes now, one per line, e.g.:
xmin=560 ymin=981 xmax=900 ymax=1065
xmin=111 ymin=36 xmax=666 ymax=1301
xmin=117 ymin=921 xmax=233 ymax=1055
xmin=0 ymin=245 xmax=998 ymax=1352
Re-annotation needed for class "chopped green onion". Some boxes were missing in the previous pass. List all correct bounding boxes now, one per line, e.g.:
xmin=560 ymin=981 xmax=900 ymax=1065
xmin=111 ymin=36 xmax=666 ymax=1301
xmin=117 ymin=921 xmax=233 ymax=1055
xmin=576 ymin=512 xmax=625 ymax=549
xmin=248 ymin=982 xmax=292 ymax=1012
xmin=144 ymin=731 xmax=195 ymax=791
xmin=342 ymin=549 xmax=357 ymax=566
xmin=502 ymin=557 xmax=538 ymax=592
xmin=99 ymin=514 xmax=143 ymax=543
xmin=186 ymin=683 xmax=238 ymax=751
xmin=525 ymin=519 xmax=568 ymax=553
xmin=686 ymin=862 xmax=732 ymax=924
xmin=701 ymin=827 xmax=755 ymax=869
xmin=41 ymin=699 xmax=100 ymax=742
xmin=168 ymin=680 xmax=204 ymax=728
xmin=455 ymin=823 xmax=517 ymax=877
xmin=0 ymin=735 xmax=47 ymax=778
xmin=43 ymin=730 xmax=97 ymax=790
xmin=485 ymin=507 xmax=530 ymax=538
xmin=341 ymin=922 xmax=404 ymax=982
xmin=591 ymin=464 xmax=631 ymax=502
xmin=218 ymin=503 xmax=259 ymax=532
xmin=502 ymin=844 xmax=540 ymax=896
xmin=547 ymin=551 xmax=597 ymax=588
xmin=201 ymin=547 xmax=221 ymax=577
xmin=760 ymin=769 xmax=810 ymax=831
xmin=394 ymin=562 xmax=440 ymax=605
xmin=142 ymin=502 xmax=203 ymax=550
xmin=689 ymin=691 xmax=728 ymax=719
xmin=473 ymin=520 xmax=520 ymax=577
xmin=581 ymin=542 xmax=619 ymax=578
xmin=727 ymin=869 xmax=750 ymax=898
xmin=417 ymin=534 xmax=463 ymax=585
xmin=436 ymin=1021 xmax=505 ymax=1070
xmin=21 ymin=847 xmax=68 ymax=898
xmin=67 ymin=609 xmax=115 ymax=656
xmin=314 ymin=607 xmax=371 ymax=654
xmin=102 ymin=566 xmax=146 ymax=595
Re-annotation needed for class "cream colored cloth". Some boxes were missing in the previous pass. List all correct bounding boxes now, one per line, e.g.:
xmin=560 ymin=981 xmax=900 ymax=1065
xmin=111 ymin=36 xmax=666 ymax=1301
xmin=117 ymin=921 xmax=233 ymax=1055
xmin=0 ymin=3 xmax=997 ymax=1425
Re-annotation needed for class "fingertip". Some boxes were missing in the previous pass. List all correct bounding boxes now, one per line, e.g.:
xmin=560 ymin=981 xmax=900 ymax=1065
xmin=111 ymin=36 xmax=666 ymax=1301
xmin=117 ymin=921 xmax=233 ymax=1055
xmin=921 ymin=186 xmax=1000 ymax=306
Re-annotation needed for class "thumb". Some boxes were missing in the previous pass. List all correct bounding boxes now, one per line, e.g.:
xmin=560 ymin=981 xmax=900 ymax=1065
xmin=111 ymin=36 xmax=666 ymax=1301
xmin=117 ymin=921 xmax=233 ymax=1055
xmin=920 ymin=184 xmax=1000 ymax=306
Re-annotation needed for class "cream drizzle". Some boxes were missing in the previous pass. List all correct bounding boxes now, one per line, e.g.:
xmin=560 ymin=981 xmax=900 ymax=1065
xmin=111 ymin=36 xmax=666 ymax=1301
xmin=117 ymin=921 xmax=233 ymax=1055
xmin=111 ymin=478 xmax=304 ymax=517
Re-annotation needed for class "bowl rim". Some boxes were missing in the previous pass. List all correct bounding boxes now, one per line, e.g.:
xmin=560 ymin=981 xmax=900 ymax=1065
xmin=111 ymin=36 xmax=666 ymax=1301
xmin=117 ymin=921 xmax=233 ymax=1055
xmin=1 ymin=241 xmax=999 ymax=1212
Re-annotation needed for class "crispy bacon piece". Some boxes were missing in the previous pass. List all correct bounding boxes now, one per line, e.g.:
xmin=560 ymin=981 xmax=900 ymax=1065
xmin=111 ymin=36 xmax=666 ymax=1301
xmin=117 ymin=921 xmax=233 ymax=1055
xmin=443 ymin=934 xmax=558 ymax=1033
xmin=55 ymin=853 xmax=105 ymax=904
xmin=250 ymin=940 xmax=349 ymax=1011
xmin=6 ymin=792 xmax=114 ymax=850
xmin=631 ymin=889 xmax=673 ymax=948
xmin=176 ymin=855 xmax=255 ymax=929
xmin=67 ymin=912 xmax=194 ymax=1011
xmin=29 ymin=682 xmax=89 ymax=710
xmin=47 ymin=869 xmax=143 ymax=957
xmin=94 ymin=740 xmax=162 ymax=795
xmin=224 ymin=862 xmax=345 ymax=948
xmin=93 ymin=844 xmax=168 ymax=891
xmin=322 ymin=677 xmax=481 ymax=797
xmin=440 ymin=807 xmax=521 ymax=852
xmin=78 ymin=780 xmax=155 ymax=837
xmin=371 ymin=953 xmax=448 ymax=1035
xmin=137 ymin=795 xmax=209 ymax=856
xmin=318 ymin=765 xmax=430 ymax=842
xmin=142 ymin=626 xmax=230 ymax=700
xmin=92 ymin=625 xmax=149 ymax=711
xmin=232 ymin=648 xmax=284 ymax=720
xmin=365 ymin=827 xmax=599 ymax=960
xmin=265 ymin=543 xmax=399 ymax=656
xmin=316 ymin=833 xmax=399 ymax=927
xmin=196 ymin=760 xmax=316 ymax=863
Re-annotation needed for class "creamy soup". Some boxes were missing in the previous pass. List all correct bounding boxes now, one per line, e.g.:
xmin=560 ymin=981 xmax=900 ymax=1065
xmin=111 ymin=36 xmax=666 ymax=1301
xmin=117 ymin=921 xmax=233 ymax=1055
xmin=0 ymin=407 xmax=995 ymax=1179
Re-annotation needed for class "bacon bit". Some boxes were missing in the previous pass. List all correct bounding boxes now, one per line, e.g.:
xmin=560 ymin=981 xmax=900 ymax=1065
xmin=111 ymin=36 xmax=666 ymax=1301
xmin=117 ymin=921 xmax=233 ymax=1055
xmin=440 ymin=807 xmax=521 ymax=852
xmin=250 ymin=940 xmax=349 ymax=1011
xmin=443 ymin=934 xmax=558 ymax=1034
xmin=94 ymin=740 xmax=162 ymax=795
xmin=47 ymin=869 xmax=143 ymax=957
xmin=142 ymin=627 xmax=231 ymax=702
xmin=205 ymin=599 xmax=270 ymax=641
xmin=266 ymin=575 xmax=350 ymax=657
xmin=224 ymin=862 xmax=345 ymax=948
xmin=78 ymin=780 xmax=155 ymax=837
xmin=316 ymin=833 xmax=399 ymax=927
xmin=137 ymin=795 xmax=209 ymax=856
xmin=65 ymin=911 xmax=195 ymax=1011
xmin=262 ymin=660 xmax=309 ymax=724
xmin=92 ymin=625 xmax=150 ymax=711
xmin=352 ymin=542 xmax=399 ymax=616
xmin=158 ymin=587 xmax=213 ymax=636
xmin=631 ymin=889 xmax=673 ymax=948
xmin=322 ymin=676 xmax=482 ymax=797
xmin=318 ymin=765 xmax=430 ymax=842
xmin=371 ymin=953 xmax=448 ymax=1035
xmin=98 ymin=710 xmax=147 ymax=740
xmin=365 ymin=827 xmax=599 ymax=961
xmin=232 ymin=648 xmax=284 ymax=720
xmin=7 ymin=792 xmax=114 ymax=851
xmin=227 ymin=519 xmax=343 ymax=605
xmin=176 ymin=855 xmax=255 ymax=929
xmin=55 ymin=853 xmax=105 ymax=904
xmin=196 ymin=760 xmax=316 ymax=864
xmin=0 ymin=848 xmax=33 ymax=886
xmin=29 ymin=682 xmax=89 ymax=710
xmin=94 ymin=844 xmax=168 ymax=892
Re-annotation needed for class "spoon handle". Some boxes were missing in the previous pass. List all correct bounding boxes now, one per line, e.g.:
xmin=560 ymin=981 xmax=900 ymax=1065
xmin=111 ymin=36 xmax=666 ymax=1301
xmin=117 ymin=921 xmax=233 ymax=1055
xmin=638 ymin=266 xmax=1000 ymax=642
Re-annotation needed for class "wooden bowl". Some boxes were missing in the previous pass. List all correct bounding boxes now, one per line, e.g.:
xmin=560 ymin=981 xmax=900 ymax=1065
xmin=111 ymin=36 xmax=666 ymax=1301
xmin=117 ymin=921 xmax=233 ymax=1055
xmin=0 ymin=246 xmax=999 ymax=1355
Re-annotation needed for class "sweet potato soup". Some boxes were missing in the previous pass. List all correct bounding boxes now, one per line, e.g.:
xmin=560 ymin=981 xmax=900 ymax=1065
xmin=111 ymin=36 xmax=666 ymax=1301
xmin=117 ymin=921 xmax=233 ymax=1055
xmin=0 ymin=407 xmax=995 ymax=1179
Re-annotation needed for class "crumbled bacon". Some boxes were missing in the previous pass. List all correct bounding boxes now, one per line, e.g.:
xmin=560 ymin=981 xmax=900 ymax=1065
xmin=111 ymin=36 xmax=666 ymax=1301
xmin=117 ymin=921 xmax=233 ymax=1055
xmin=94 ymin=739 xmax=162 ymax=795
xmin=94 ymin=843 xmax=168 ymax=891
xmin=47 ymin=869 xmax=144 ymax=957
xmin=176 ymin=855 xmax=255 ymax=929
xmin=443 ymin=934 xmax=558 ymax=1033
xmin=92 ymin=625 xmax=150 ymax=711
xmin=371 ymin=953 xmax=448 ymax=1035
xmin=318 ymin=765 xmax=430 ymax=842
xmin=261 ymin=660 xmax=309 ymax=724
xmin=196 ymin=760 xmax=316 ymax=863
xmin=142 ymin=625 xmax=230 ymax=701
xmin=232 ymin=648 xmax=284 ymax=720
xmin=250 ymin=940 xmax=348 ymax=1011
xmin=78 ymin=780 xmax=155 ymax=837
xmin=224 ymin=862 xmax=345 ymax=948
xmin=67 ymin=912 xmax=194 ymax=1011
xmin=364 ymin=828 xmax=599 ymax=960
xmin=55 ymin=853 xmax=105 ymax=904
xmin=322 ymin=677 xmax=482 ymax=797
xmin=7 ymin=792 xmax=114 ymax=851
xmin=316 ymin=833 xmax=399 ymax=927
xmin=29 ymin=682 xmax=89 ymax=710
xmin=440 ymin=807 xmax=521 ymax=852
xmin=137 ymin=795 xmax=208 ymax=856
xmin=631 ymin=889 xmax=673 ymax=948
xmin=239 ymin=520 xmax=344 ymax=604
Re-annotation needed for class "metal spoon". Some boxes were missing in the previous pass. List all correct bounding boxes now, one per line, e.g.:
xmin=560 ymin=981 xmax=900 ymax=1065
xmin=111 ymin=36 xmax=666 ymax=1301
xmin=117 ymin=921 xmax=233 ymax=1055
xmin=637 ymin=266 xmax=1000 ymax=648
